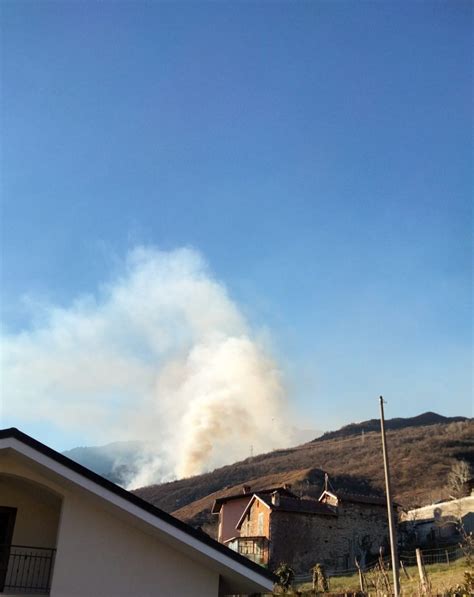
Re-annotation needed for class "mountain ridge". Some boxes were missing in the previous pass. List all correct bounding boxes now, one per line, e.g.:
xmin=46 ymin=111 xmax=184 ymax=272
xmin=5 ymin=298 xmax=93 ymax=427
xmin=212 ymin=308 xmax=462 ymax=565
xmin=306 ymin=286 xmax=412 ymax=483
xmin=133 ymin=413 xmax=473 ymax=537
xmin=62 ymin=412 xmax=470 ymax=491
xmin=315 ymin=412 xmax=468 ymax=442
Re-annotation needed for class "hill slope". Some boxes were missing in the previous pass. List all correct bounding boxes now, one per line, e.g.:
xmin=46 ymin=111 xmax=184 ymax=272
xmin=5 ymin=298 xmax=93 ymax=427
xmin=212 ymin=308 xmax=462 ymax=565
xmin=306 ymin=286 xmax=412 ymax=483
xmin=316 ymin=412 xmax=468 ymax=442
xmin=63 ymin=441 xmax=145 ymax=485
xmin=134 ymin=415 xmax=473 ymax=536
xmin=62 ymin=427 xmax=322 ymax=486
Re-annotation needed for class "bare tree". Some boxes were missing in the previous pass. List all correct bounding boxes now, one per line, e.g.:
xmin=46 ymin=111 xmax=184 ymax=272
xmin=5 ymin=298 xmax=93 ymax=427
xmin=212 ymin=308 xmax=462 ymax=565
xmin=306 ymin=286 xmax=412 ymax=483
xmin=447 ymin=460 xmax=471 ymax=499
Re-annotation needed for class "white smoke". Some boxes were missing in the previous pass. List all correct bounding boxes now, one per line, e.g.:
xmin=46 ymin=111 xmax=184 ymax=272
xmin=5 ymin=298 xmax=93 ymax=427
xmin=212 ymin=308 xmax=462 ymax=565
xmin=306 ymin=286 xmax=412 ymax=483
xmin=1 ymin=247 xmax=291 ymax=487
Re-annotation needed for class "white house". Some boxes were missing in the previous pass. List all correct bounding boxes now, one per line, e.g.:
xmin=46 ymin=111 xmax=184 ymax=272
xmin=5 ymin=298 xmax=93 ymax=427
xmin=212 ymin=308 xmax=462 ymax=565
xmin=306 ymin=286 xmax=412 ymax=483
xmin=0 ymin=428 xmax=275 ymax=597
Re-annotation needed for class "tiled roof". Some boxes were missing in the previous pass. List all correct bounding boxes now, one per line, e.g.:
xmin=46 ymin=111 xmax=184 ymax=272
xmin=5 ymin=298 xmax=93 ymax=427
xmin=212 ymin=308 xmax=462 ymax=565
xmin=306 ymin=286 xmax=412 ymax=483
xmin=257 ymin=494 xmax=337 ymax=516
xmin=333 ymin=492 xmax=387 ymax=507
xmin=211 ymin=486 xmax=296 ymax=513
xmin=320 ymin=489 xmax=387 ymax=507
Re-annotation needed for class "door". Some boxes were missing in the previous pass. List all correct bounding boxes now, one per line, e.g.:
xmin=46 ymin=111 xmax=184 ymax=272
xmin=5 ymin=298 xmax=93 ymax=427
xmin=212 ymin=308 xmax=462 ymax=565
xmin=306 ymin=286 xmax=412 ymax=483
xmin=0 ymin=507 xmax=17 ymax=591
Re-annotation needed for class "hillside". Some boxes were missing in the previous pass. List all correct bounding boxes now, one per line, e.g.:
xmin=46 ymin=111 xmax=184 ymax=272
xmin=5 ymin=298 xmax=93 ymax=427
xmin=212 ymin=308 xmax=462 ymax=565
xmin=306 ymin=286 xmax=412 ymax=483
xmin=316 ymin=412 xmax=468 ymax=442
xmin=134 ymin=415 xmax=473 ymax=537
xmin=62 ymin=440 xmax=145 ymax=485
xmin=62 ymin=426 xmax=322 ymax=486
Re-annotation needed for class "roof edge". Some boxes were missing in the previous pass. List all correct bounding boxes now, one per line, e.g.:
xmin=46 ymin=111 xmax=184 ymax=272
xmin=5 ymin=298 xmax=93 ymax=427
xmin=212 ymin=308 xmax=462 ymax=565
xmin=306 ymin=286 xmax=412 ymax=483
xmin=0 ymin=427 xmax=276 ymax=584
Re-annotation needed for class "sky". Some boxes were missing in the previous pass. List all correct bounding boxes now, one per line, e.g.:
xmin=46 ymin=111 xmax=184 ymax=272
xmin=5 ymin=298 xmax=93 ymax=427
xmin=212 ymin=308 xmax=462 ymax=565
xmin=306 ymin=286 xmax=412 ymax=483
xmin=0 ymin=1 xmax=472 ymax=459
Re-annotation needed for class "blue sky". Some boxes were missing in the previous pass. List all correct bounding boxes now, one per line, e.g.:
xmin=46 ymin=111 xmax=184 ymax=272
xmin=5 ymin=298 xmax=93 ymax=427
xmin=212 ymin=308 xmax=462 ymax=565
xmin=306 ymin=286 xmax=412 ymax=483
xmin=1 ymin=1 xmax=472 ymax=453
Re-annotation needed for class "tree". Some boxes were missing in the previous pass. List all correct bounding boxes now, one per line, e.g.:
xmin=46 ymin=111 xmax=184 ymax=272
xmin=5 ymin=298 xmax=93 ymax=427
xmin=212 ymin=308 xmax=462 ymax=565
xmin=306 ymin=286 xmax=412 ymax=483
xmin=274 ymin=563 xmax=295 ymax=593
xmin=447 ymin=460 xmax=471 ymax=499
xmin=311 ymin=563 xmax=329 ymax=592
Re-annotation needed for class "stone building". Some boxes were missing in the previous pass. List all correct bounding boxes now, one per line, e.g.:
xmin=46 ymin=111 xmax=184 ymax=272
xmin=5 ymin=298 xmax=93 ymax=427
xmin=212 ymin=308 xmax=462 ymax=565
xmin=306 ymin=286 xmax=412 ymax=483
xmin=318 ymin=490 xmax=390 ymax=569
xmin=217 ymin=486 xmax=390 ymax=575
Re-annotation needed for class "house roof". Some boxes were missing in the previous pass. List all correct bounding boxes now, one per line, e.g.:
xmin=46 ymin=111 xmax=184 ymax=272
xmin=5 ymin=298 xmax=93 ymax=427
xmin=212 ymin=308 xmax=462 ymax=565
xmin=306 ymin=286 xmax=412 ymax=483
xmin=236 ymin=492 xmax=336 ymax=530
xmin=257 ymin=493 xmax=337 ymax=516
xmin=319 ymin=489 xmax=387 ymax=507
xmin=211 ymin=486 xmax=296 ymax=514
xmin=0 ymin=427 xmax=276 ymax=589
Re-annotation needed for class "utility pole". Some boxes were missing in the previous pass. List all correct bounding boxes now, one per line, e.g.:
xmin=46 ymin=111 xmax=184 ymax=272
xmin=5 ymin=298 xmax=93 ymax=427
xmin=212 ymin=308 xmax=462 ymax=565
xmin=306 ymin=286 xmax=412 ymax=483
xmin=379 ymin=396 xmax=400 ymax=597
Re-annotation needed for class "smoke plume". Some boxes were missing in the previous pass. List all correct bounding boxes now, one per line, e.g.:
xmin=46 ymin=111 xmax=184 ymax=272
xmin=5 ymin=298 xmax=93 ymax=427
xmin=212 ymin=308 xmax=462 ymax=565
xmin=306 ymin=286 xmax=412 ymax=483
xmin=1 ymin=247 xmax=290 ymax=486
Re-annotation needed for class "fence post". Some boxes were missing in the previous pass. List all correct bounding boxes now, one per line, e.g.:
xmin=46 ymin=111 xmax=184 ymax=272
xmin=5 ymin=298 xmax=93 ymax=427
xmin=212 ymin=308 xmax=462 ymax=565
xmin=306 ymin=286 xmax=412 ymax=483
xmin=445 ymin=549 xmax=449 ymax=565
xmin=416 ymin=548 xmax=429 ymax=595
xmin=400 ymin=560 xmax=411 ymax=580
xmin=379 ymin=547 xmax=392 ymax=594
xmin=355 ymin=558 xmax=365 ymax=594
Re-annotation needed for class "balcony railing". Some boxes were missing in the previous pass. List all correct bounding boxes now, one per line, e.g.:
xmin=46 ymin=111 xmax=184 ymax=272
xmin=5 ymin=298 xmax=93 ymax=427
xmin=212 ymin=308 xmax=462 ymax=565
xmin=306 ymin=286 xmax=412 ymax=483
xmin=225 ymin=536 xmax=270 ymax=566
xmin=0 ymin=545 xmax=56 ymax=594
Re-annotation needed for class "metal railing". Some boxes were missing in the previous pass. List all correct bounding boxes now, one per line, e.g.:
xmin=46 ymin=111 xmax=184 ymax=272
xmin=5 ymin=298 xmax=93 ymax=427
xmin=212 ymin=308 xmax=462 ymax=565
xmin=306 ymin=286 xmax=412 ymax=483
xmin=0 ymin=545 xmax=56 ymax=594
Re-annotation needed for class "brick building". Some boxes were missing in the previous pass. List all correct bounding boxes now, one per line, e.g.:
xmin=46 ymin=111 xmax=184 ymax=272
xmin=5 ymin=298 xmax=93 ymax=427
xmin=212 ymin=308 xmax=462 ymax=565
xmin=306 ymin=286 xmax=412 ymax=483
xmin=211 ymin=485 xmax=295 ymax=544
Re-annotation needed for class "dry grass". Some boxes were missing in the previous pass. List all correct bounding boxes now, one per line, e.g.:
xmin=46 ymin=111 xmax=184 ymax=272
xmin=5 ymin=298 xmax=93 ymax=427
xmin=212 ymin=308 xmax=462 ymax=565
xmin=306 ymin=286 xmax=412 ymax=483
xmin=294 ymin=558 xmax=472 ymax=596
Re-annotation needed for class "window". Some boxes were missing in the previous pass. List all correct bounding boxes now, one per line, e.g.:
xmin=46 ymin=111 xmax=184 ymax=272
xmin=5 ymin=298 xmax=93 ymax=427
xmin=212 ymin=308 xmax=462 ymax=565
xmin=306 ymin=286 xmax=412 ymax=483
xmin=258 ymin=512 xmax=264 ymax=535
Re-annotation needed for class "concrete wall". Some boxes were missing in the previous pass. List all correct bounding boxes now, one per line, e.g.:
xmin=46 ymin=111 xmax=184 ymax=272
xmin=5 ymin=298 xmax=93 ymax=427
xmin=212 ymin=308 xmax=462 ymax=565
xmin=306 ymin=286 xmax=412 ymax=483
xmin=52 ymin=490 xmax=219 ymax=597
xmin=401 ymin=494 xmax=474 ymax=527
xmin=400 ymin=494 xmax=474 ymax=546
xmin=0 ymin=474 xmax=61 ymax=548
xmin=0 ymin=474 xmax=62 ymax=593
xmin=0 ymin=453 xmax=220 ymax=597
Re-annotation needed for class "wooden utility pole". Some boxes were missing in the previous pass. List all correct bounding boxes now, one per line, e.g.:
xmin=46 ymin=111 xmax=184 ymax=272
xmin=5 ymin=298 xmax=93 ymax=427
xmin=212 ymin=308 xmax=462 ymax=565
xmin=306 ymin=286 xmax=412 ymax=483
xmin=379 ymin=396 xmax=400 ymax=596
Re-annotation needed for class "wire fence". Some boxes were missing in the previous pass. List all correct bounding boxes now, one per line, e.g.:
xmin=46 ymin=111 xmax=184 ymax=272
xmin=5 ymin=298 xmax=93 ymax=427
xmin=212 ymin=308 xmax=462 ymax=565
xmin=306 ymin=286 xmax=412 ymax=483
xmin=399 ymin=544 xmax=464 ymax=567
xmin=293 ymin=544 xmax=466 ymax=584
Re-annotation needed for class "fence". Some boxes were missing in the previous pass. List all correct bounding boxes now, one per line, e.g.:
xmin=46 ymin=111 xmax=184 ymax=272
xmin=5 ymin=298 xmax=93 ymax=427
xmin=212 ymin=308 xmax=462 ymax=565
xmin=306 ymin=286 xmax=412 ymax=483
xmin=293 ymin=544 xmax=466 ymax=584
xmin=399 ymin=544 xmax=464 ymax=567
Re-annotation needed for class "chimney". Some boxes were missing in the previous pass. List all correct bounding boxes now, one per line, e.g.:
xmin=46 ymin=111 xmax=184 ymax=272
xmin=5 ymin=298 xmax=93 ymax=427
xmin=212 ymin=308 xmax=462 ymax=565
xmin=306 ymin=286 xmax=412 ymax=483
xmin=271 ymin=491 xmax=280 ymax=507
xmin=242 ymin=485 xmax=251 ymax=494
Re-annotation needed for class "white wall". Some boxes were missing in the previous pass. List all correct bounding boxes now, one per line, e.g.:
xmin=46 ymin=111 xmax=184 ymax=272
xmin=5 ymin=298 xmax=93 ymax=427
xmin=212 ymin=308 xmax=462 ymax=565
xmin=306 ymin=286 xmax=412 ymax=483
xmin=52 ymin=490 xmax=219 ymax=597
xmin=403 ymin=495 xmax=474 ymax=524
xmin=1 ymin=447 xmax=273 ymax=596
xmin=1 ymin=453 xmax=220 ymax=597
xmin=0 ymin=474 xmax=61 ymax=548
